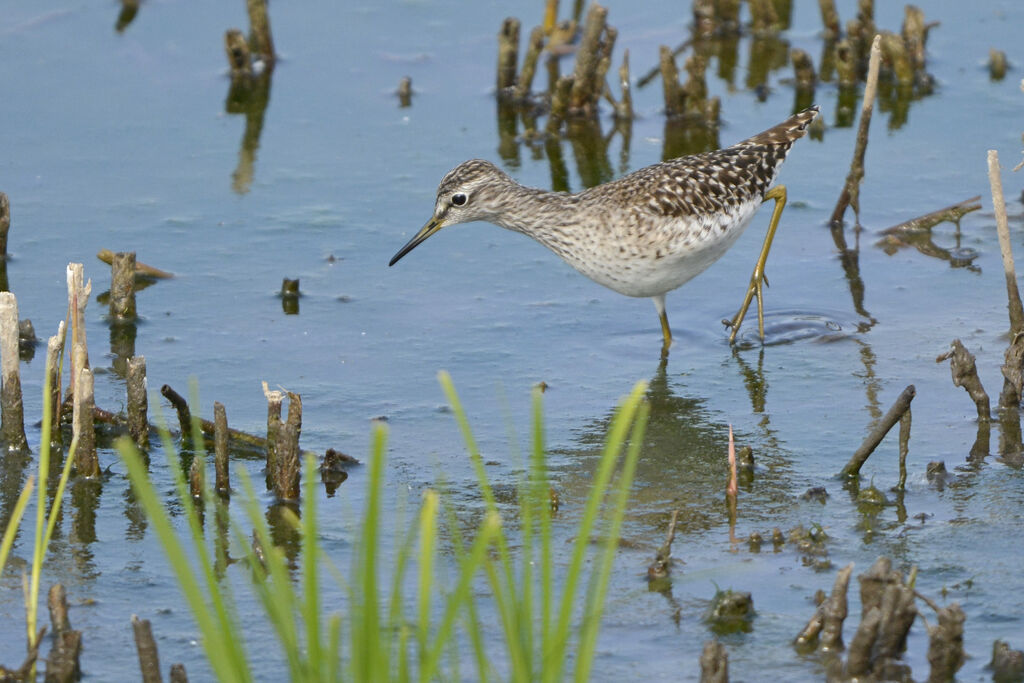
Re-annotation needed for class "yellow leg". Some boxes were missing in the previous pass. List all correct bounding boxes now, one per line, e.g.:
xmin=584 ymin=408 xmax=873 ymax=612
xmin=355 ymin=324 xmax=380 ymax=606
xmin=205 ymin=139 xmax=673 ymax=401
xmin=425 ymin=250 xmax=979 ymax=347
xmin=728 ymin=185 xmax=787 ymax=344
xmin=653 ymin=294 xmax=672 ymax=354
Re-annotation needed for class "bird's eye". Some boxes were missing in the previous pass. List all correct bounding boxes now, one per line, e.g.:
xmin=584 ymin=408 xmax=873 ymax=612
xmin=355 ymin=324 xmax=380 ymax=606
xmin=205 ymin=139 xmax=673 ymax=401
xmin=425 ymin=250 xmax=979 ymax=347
xmin=451 ymin=193 xmax=467 ymax=206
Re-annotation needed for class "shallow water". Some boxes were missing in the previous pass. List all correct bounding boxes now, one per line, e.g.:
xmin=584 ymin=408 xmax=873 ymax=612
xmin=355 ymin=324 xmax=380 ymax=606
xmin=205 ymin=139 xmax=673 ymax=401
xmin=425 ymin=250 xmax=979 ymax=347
xmin=1 ymin=0 xmax=1024 ymax=680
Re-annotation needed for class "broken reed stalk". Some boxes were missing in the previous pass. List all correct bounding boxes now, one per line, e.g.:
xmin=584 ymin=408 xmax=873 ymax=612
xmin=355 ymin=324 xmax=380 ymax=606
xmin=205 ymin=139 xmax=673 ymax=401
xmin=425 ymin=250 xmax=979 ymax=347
xmin=189 ymin=453 xmax=203 ymax=499
xmin=396 ymin=77 xmax=412 ymax=107
xmin=988 ymin=150 xmax=1024 ymax=336
xmin=127 ymin=356 xmax=149 ymax=447
xmin=830 ymin=34 xmax=882 ymax=228
xmin=901 ymin=5 xmax=928 ymax=72
xmin=834 ymin=39 xmax=858 ymax=88
xmin=73 ymin=344 xmax=99 ymax=477
xmin=45 ymin=631 xmax=82 ymax=683
xmin=791 ymin=48 xmax=817 ymax=90
xmin=647 ymin=509 xmax=679 ymax=580
xmin=796 ymin=562 xmax=853 ymax=650
xmin=48 ymin=585 xmax=71 ymax=638
xmin=275 ymin=422 xmax=300 ymax=500
xmin=514 ymin=26 xmax=546 ymax=101
xmin=699 ymin=640 xmax=728 ymax=683
xmin=110 ymin=251 xmax=138 ymax=321
xmin=45 ymin=325 xmax=65 ymax=445
xmin=224 ymin=28 xmax=252 ymax=77
xmin=214 ymin=401 xmax=229 ymax=494
xmin=988 ymin=49 xmax=1008 ymax=81
xmin=271 ymin=392 xmax=302 ymax=500
xmin=545 ymin=75 xmax=574 ymax=136
xmin=0 ymin=192 xmax=9 ymax=258
xmin=66 ymin=263 xmax=91 ymax=392
xmin=496 ymin=17 xmax=521 ymax=93
xmin=659 ymin=46 xmax=683 ymax=117
xmin=568 ymin=3 xmax=609 ymax=114
xmin=160 ymin=384 xmax=192 ymax=439
xmin=840 ymin=384 xmax=915 ymax=478
xmin=97 ymin=249 xmax=173 ymax=279
xmin=818 ymin=0 xmax=841 ymax=40
xmin=821 ymin=563 xmax=853 ymax=650
xmin=936 ymin=340 xmax=990 ymax=421
xmin=879 ymin=31 xmax=913 ymax=86
xmin=0 ymin=292 xmax=27 ymax=450
xmin=748 ymin=0 xmax=779 ymax=34
xmin=897 ymin=409 xmax=911 ymax=490
xmin=45 ymin=585 xmax=82 ymax=683
xmin=245 ymin=0 xmax=275 ymax=69
xmin=926 ymin=604 xmax=966 ymax=681
xmin=131 ymin=615 xmax=163 ymax=683
xmin=615 ymin=49 xmax=633 ymax=120
xmin=169 ymin=663 xmax=188 ymax=683
xmin=264 ymin=385 xmax=283 ymax=489
xmin=879 ymin=196 xmax=982 ymax=235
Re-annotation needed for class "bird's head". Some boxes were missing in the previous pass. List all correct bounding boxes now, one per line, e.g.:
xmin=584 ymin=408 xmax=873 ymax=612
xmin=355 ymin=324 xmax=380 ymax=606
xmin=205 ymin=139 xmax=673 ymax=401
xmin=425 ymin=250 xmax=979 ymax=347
xmin=389 ymin=159 xmax=513 ymax=266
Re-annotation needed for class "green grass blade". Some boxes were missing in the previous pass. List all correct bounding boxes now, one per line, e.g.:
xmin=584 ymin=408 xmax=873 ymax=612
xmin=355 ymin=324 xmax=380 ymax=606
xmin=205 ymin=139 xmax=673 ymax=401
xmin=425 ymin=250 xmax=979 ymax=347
xmin=417 ymin=490 xmax=439 ymax=682
xmin=352 ymin=422 xmax=387 ymax=681
xmin=0 ymin=476 xmax=33 ymax=576
xmin=548 ymin=381 xmax=647 ymax=682
xmin=118 ymin=437 xmax=252 ymax=683
xmin=438 ymin=371 xmax=527 ymax=678
xmin=301 ymin=454 xmax=322 ymax=678
xmin=531 ymin=386 xmax=553 ymax=676
xmin=233 ymin=468 xmax=302 ymax=678
xmin=420 ymin=511 xmax=501 ymax=678
xmin=574 ymin=399 xmax=649 ymax=682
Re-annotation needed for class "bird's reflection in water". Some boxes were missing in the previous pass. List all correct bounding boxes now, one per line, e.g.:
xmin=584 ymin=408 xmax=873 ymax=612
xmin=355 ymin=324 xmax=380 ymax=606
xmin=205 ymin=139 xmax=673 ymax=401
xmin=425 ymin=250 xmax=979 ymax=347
xmin=550 ymin=356 xmax=795 ymax=540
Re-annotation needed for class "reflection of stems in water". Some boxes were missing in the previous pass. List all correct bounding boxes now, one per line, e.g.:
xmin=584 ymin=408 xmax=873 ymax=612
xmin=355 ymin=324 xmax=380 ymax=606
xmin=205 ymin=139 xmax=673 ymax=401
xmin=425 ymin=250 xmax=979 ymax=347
xmin=840 ymin=384 xmax=915 ymax=478
xmin=567 ymin=118 xmax=612 ymax=188
xmin=830 ymin=35 xmax=881 ymax=228
xmin=829 ymin=221 xmax=876 ymax=327
xmin=226 ymin=71 xmax=272 ymax=195
xmin=700 ymin=641 xmax=728 ymax=681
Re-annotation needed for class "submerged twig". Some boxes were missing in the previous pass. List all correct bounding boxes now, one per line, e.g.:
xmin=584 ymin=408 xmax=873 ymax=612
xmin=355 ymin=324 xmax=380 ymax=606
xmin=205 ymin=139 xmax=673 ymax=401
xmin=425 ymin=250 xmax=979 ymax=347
xmin=879 ymin=196 xmax=981 ymax=235
xmin=840 ymin=384 xmax=915 ymax=478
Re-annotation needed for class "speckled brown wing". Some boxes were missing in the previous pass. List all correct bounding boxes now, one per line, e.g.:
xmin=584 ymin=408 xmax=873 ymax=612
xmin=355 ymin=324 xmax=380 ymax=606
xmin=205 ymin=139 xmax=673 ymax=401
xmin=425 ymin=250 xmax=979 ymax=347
xmin=616 ymin=106 xmax=819 ymax=219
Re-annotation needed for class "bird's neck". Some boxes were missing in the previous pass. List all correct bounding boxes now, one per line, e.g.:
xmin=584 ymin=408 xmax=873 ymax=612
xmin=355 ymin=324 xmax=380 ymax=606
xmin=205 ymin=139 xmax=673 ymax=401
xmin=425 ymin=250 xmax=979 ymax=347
xmin=489 ymin=182 xmax=579 ymax=243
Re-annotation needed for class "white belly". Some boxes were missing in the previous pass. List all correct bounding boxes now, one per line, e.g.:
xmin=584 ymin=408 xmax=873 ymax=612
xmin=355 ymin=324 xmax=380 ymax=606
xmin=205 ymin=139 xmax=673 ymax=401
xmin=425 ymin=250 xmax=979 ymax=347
xmin=561 ymin=199 xmax=762 ymax=298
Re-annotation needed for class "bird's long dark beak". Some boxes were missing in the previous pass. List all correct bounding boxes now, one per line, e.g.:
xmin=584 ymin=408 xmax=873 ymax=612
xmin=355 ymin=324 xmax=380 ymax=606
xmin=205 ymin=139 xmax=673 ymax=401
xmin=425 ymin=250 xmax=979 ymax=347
xmin=389 ymin=217 xmax=443 ymax=266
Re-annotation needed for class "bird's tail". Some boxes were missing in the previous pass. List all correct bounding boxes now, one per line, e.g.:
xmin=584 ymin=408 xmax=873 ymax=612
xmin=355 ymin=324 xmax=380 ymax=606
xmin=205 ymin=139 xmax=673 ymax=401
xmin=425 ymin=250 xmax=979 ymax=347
xmin=742 ymin=106 xmax=819 ymax=147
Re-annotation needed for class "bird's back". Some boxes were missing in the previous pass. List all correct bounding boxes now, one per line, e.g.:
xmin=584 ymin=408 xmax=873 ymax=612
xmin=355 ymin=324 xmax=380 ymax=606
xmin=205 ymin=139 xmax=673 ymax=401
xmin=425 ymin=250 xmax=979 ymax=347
xmin=587 ymin=106 xmax=819 ymax=219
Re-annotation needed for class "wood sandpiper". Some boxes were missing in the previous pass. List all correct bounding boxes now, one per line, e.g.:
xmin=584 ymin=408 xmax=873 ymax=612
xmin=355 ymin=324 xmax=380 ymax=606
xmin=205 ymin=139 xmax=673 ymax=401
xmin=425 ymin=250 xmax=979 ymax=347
xmin=390 ymin=106 xmax=819 ymax=353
